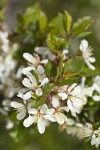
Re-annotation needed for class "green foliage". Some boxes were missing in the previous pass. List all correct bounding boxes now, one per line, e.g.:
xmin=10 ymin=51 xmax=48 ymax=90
xmin=58 ymin=11 xmax=72 ymax=36
xmin=47 ymin=33 xmax=69 ymax=54
xmin=72 ymin=17 xmax=93 ymax=36
xmin=64 ymin=57 xmax=84 ymax=74
xmin=45 ymin=59 xmax=57 ymax=78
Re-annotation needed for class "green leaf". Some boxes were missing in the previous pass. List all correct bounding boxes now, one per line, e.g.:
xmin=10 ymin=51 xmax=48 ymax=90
xmin=42 ymin=83 xmax=54 ymax=95
xmin=58 ymin=76 xmax=78 ymax=86
xmin=64 ymin=10 xmax=72 ymax=32
xmin=58 ymin=13 xmax=66 ymax=36
xmin=45 ymin=59 xmax=57 ymax=77
xmin=24 ymin=3 xmax=40 ymax=25
xmin=64 ymin=57 xmax=84 ymax=74
xmin=77 ymin=31 xmax=92 ymax=38
xmin=39 ymin=11 xmax=47 ymax=31
xmin=72 ymin=17 xmax=93 ymax=35
xmin=81 ymin=67 xmax=100 ymax=77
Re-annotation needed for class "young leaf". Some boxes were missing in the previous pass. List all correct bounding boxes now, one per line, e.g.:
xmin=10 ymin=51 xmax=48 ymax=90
xmin=58 ymin=13 xmax=66 ymax=36
xmin=64 ymin=10 xmax=72 ymax=32
xmin=72 ymin=17 xmax=93 ymax=35
xmin=64 ymin=57 xmax=84 ymax=73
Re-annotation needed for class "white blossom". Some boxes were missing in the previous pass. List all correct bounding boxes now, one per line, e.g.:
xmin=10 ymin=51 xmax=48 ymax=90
xmin=23 ymin=104 xmax=52 ymax=134
xmin=80 ymin=39 xmax=96 ymax=70
xmin=11 ymin=92 xmax=32 ymax=120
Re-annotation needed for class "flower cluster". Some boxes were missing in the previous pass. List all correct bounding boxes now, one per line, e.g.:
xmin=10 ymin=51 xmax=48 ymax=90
xmin=0 ymin=7 xmax=100 ymax=147
xmin=11 ymin=39 xmax=100 ymax=146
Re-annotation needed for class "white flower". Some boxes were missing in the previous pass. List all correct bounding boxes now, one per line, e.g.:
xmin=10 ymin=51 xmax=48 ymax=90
xmin=80 ymin=39 xmax=96 ymax=70
xmin=83 ymin=123 xmax=100 ymax=147
xmin=44 ymin=106 xmax=69 ymax=125
xmin=66 ymin=123 xmax=84 ymax=140
xmin=66 ymin=83 xmax=87 ymax=116
xmin=22 ymin=72 xmax=48 ymax=96
xmin=80 ymin=77 xmax=94 ymax=97
xmin=11 ymin=92 xmax=32 ymax=120
xmin=17 ymin=91 xmax=32 ymax=100
xmin=23 ymin=104 xmax=52 ymax=134
xmin=23 ymin=53 xmax=47 ymax=75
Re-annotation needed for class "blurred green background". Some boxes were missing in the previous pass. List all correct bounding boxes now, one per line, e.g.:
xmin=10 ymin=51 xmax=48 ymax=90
xmin=0 ymin=0 xmax=100 ymax=150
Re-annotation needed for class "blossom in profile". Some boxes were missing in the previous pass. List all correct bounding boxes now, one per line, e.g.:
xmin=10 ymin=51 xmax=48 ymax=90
xmin=80 ymin=39 xmax=96 ymax=70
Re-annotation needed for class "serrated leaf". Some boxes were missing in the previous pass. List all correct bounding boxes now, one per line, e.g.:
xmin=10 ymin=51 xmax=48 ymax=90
xmin=64 ymin=57 xmax=84 ymax=74
xmin=45 ymin=59 xmax=57 ymax=77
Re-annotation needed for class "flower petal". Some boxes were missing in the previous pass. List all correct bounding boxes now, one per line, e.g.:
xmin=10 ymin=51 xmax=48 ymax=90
xmin=36 ymin=65 xmax=45 ymax=75
xmin=28 ymin=108 xmax=38 ymax=114
xmin=23 ymin=116 xmax=36 ymax=127
xmin=41 ymin=77 xmax=49 ymax=86
xmin=58 ymin=92 xmax=68 ymax=100
xmin=17 ymin=109 xmax=26 ymax=120
xmin=23 ymin=53 xmax=36 ymax=64
xmin=37 ymin=117 xmax=45 ymax=134
xmin=11 ymin=101 xmax=24 ymax=108
xmin=22 ymin=78 xmax=32 ymax=88
xmin=36 ymin=88 xmax=43 ymax=96
xmin=40 ymin=104 xmax=48 ymax=114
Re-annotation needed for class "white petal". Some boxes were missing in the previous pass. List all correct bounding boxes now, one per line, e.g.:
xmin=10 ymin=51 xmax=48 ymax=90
xmin=37 ymin=117 xmax=45 ymax=134
xmin=23 ymin=116 xmax=36 ymax=127
xmin=11 ymin=101 xmax=24 ymax=108
xmin=52 ymin=96 xmax=60 ymax=108
xmin=36 ymin=65 xmax=45 ymax=74
xmin=55 ymin=112 xmax=65 ymax=125
xmin=23 ymin=91 xmax=32 ymax=100
xmin=88 ymin=57 xmax=96 ymax=63
xmin=58 ymin=92 xmax=68 ymax=100
xmin=22 ymin=78 xmax=32 ymax=88
xmin=22 ymin=66 xmax=35 ymax=74
xmin=26 ymin=73 xmax=37 ymax=84
xmin=40 ymin=104 xmax=48 ymax=114
xmin=67 ymin=100 xmax=76 ymax=117
xmin=41 ymin=77 xmax=49 ymax=86
xmin=17 ymin=109 xmax=26 ymax=120
xmin=41 ymin=59 xmax=48 ymax=64
xmin=47 ymin=108 xmax=55 ymax=115
xmin=58 ymin=106 xmax=69 ymax=112
xmin=23 ymin=53 xmax=36 ymax=64
xmin=28 ymin=108 xmax=38 ymax=114
xmin=43 ymin=115 xmax=56 ymax=122
xmin=36 ymin=88 xmax=43 ymax=96
xmin=85 ymin=60 xmax=95 ymax=70
xmin=68 ymin=83 xmax=77 ymax=93
xmin=93 ymin=96 xmax=100 ymax=101
xmin=80 ymin=39 xmax=88 ymax=51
